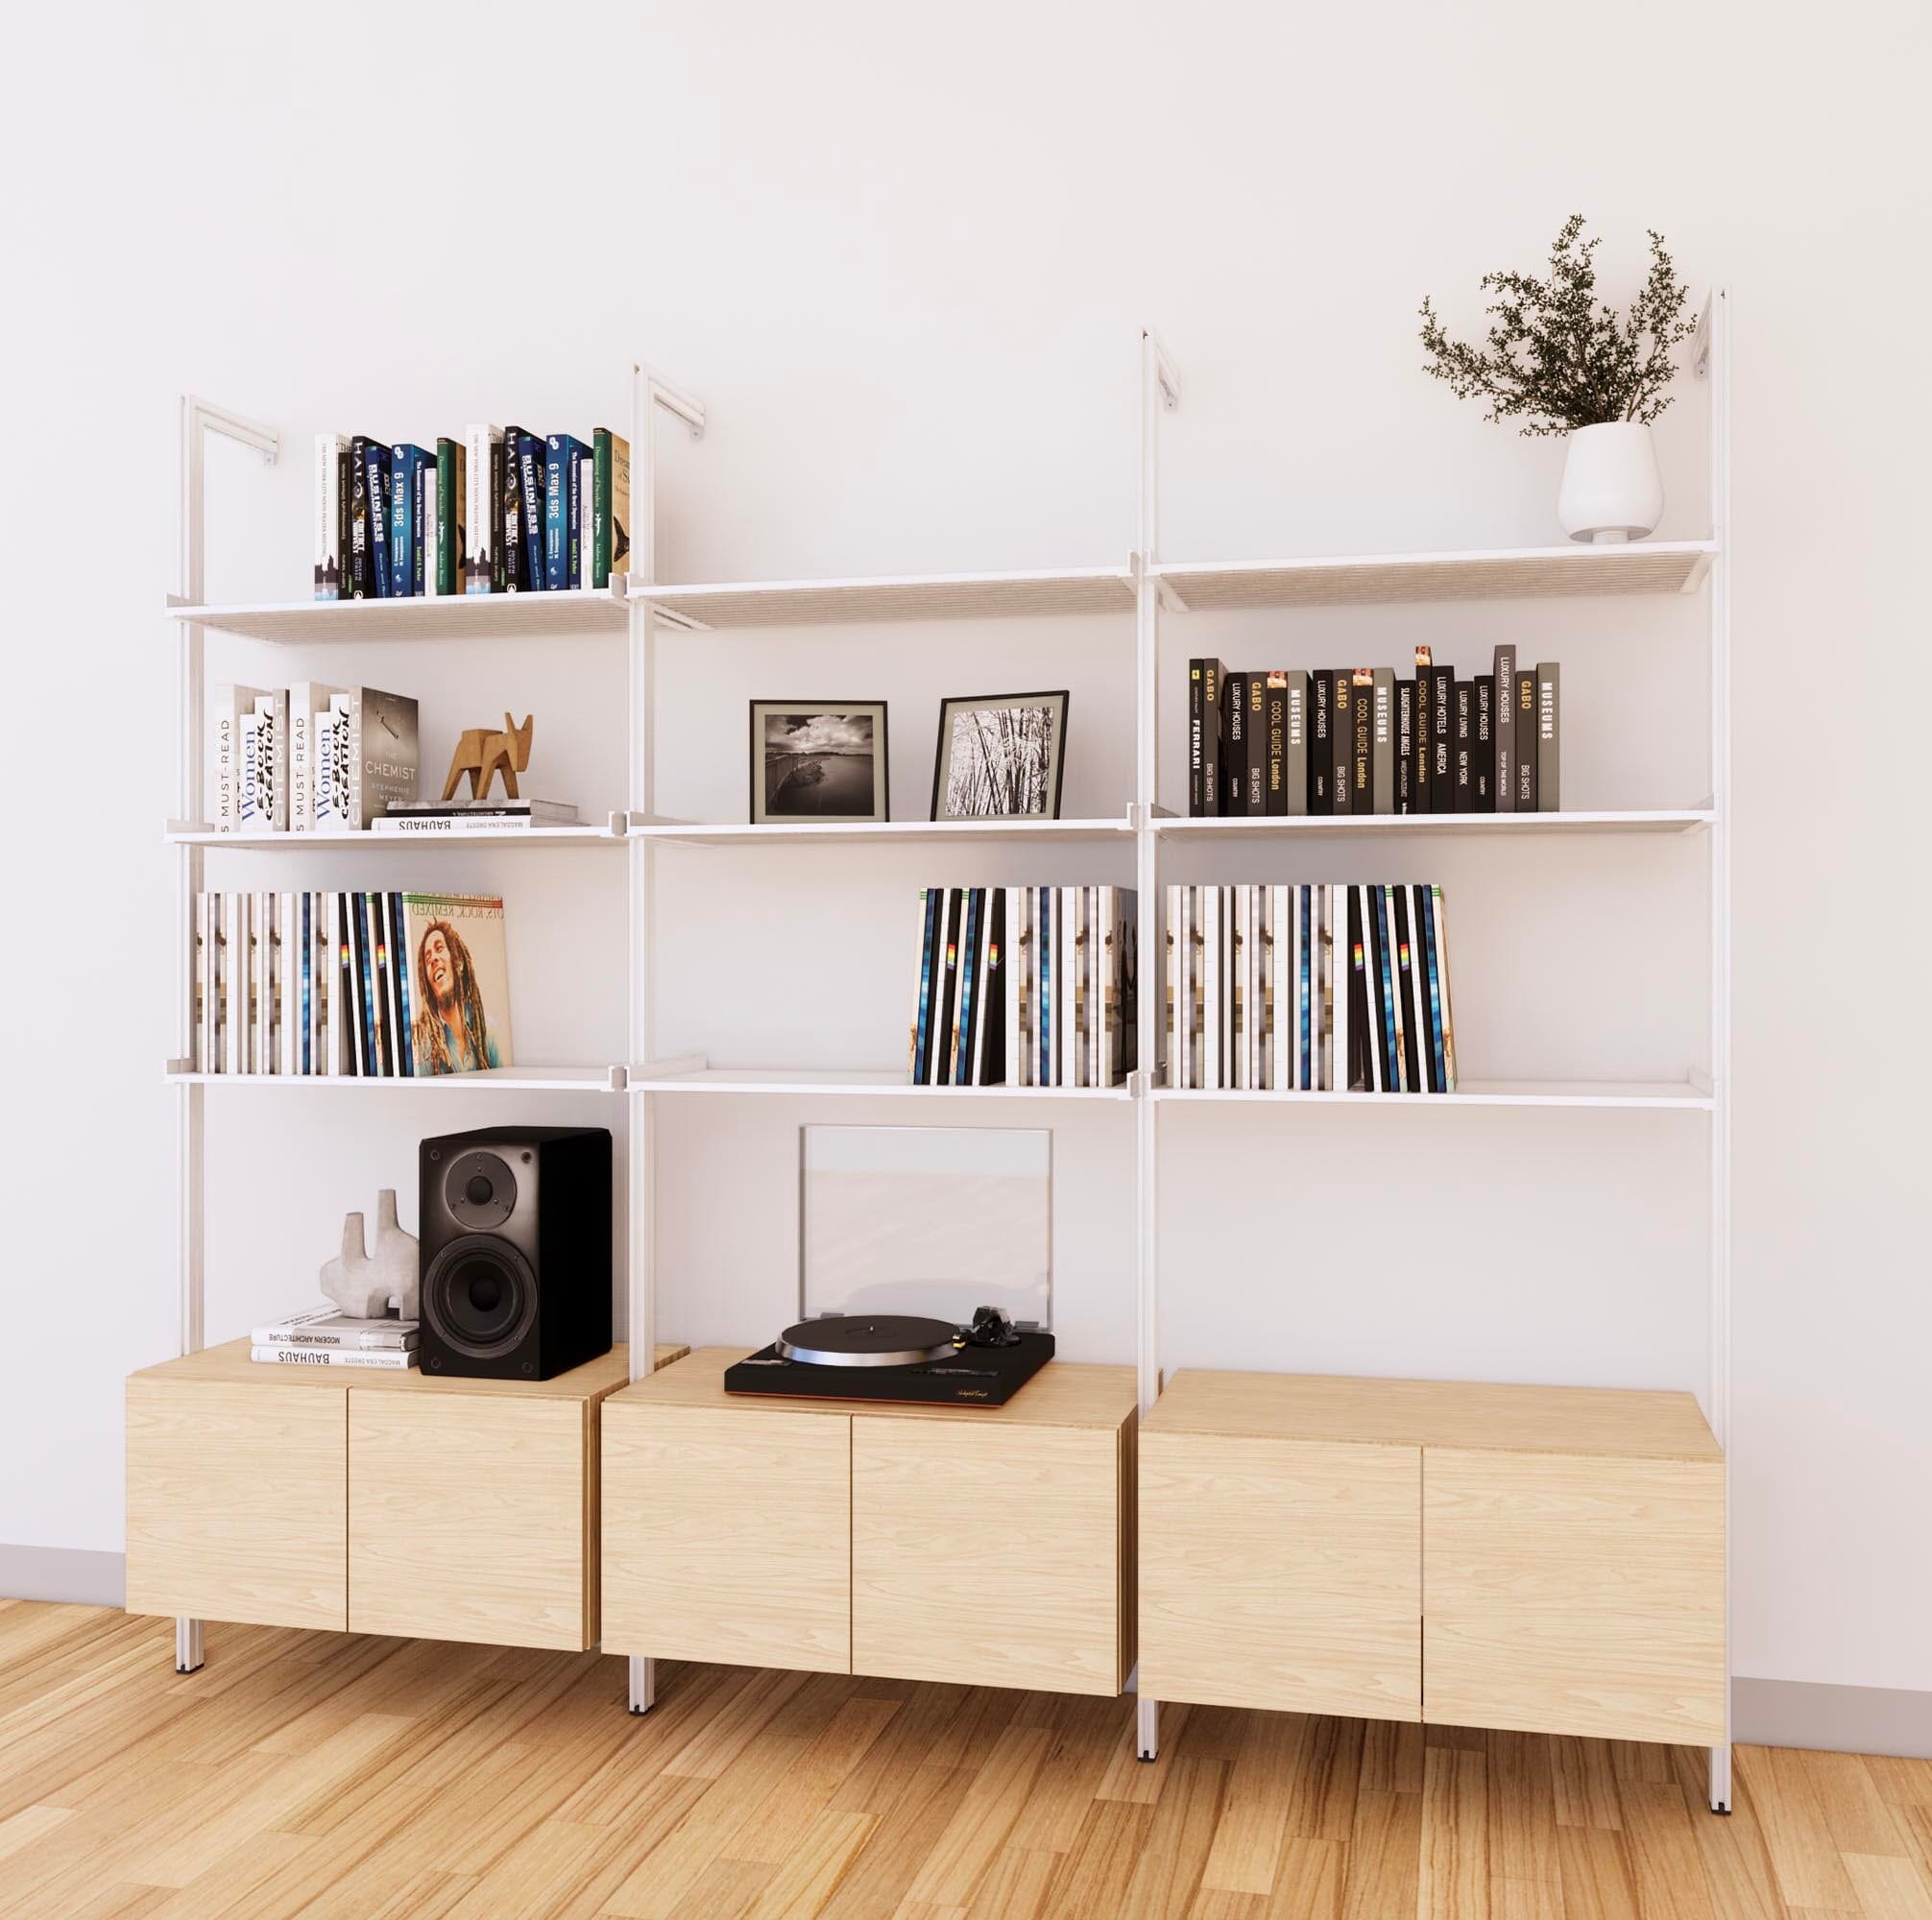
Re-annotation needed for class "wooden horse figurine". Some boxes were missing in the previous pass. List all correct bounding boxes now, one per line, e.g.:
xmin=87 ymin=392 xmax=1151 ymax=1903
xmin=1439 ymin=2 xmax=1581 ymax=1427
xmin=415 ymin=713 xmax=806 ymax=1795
xmin=442 ymin=713 xmax=533 ymax=802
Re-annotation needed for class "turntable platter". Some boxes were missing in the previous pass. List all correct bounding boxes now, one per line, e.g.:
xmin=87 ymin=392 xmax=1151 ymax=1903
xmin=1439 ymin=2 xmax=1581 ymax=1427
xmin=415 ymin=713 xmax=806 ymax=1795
xmin=775 ymin=1313 xmax=960 ymax=1368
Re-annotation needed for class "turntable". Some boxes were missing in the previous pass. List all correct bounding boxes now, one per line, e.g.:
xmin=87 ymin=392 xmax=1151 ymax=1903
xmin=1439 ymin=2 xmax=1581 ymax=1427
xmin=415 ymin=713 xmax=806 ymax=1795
xmin=724 ymin=1305 xmax=1054 ymax=1405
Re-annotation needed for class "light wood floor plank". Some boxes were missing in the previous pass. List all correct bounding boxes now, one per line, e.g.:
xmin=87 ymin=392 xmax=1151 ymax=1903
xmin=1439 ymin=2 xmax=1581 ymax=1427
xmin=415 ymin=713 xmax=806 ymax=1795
xmin=0 ymin=1607 xmax=1924 ymax=1920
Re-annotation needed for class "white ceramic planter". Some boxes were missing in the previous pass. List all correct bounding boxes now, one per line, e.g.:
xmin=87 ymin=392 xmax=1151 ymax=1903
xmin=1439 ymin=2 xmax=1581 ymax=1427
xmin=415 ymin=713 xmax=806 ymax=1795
xmin=1557 ymin=421 xmax=1664 ymax=544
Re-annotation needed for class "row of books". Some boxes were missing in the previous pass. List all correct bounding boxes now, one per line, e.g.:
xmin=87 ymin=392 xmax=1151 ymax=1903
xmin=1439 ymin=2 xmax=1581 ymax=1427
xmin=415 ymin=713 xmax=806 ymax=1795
xmin=313 ymin=427 xmax=630 ymax=599
xmin=191 ymin=891 xmax=514 ymax=1078
xmin=1164 ymin=883 xmax=1460 ymax=1093
xmin=1189 ymin=649 xmax=1561 ymax=816
xmin=211 ymin=684 xmax=418 ymax=832
xmin=909 ymin=886 xmax=1140 ymax=1088
xmin=251 ymin=1308 xmax=420 ymax=1371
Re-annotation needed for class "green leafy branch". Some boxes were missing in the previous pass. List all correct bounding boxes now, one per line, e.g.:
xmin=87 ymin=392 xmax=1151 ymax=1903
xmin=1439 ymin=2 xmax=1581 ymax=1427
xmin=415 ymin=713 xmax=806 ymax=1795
xmin=1419 ymin=216 xmax=1698 ymax=438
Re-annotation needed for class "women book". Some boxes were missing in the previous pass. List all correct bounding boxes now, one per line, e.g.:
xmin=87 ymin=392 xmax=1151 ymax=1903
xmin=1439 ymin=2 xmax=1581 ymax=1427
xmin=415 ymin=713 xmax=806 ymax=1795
xmin=399 ymin=894 xmax=514 ymax=1074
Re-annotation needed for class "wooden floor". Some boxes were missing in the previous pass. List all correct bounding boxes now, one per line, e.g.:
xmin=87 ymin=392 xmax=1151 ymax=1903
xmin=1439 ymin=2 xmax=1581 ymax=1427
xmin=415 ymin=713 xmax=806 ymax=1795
xmin=3 ymin=1605 xmax=1930 ymax=1919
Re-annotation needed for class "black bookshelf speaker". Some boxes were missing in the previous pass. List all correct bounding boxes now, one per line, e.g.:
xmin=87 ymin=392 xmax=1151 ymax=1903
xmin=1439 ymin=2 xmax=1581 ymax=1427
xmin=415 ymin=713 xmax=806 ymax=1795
xmin=417 ymin=1126 xmax=613 ymax=1380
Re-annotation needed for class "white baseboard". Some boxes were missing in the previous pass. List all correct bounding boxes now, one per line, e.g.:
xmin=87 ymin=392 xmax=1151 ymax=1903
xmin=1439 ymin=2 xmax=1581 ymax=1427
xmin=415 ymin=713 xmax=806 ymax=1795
xmin=0 ymin=1546 xmax=126 ymax=1608
xmin=1734 ymin=1677 xmax=1932 ymax=1759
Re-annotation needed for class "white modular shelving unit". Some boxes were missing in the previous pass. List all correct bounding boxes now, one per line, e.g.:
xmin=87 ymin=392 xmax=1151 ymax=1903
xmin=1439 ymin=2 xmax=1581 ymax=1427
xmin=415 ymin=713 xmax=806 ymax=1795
xmin=169 ymin=307 xmax=1731 ymax=1804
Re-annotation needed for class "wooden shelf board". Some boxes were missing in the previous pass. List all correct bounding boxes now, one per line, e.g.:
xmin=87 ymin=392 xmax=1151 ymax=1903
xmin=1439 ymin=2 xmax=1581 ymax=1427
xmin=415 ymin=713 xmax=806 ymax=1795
xmin=1156 ymin=809 xmax=1715 ymax=841
xmin=628 ymin=1068 xmax=1130 ymax=1099
xmin=1153 ymin=1080 xmax=1713 ymax=1111
xmin=133 ymin=1339 xmax=688 ymax=1400
xmin=1146 ymin=1366 xmax=1721 ymax=1461
xmin=636 ymin=564 xmax=1136 ymax=629
xmin=166 ymin=588 xmax=627 ymax=643
xmin=629 ymin=815 xmax=1133 ymax=847
xmin=608 ymin=1345 xmax=1136 ymax=1428
xmin=167 ymin=1065 xmax=625 ymax=1092
xmin=1150 ymin=540 xmax=1716 ymax=611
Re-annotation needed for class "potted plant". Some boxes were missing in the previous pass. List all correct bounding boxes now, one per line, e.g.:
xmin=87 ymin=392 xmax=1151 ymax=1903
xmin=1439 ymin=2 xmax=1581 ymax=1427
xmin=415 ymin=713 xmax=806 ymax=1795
xmin=1419 ymin=215 xmax=1698 ymax=543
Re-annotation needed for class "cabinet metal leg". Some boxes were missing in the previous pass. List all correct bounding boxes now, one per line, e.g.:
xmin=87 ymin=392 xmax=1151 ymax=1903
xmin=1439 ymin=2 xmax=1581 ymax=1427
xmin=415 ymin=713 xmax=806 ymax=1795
xmin=1708 ymin=1742 xmax=1732 ymax=1813
xmin=1137 ymin=1693 xmax=1159 ymax=1761
xmin=628 ymin=1654 xmax=655 ymax=1716
xmin=174 ymin=1617 xmax=204 ymax=1674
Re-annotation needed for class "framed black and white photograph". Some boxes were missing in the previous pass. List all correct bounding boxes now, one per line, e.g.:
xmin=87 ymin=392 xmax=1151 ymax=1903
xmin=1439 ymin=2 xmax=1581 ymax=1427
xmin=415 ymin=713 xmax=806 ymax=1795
xmin=930 ymin=690 xmax=1069 ymax=821
xmin=749 ymin=702 xmax=890 ymax=824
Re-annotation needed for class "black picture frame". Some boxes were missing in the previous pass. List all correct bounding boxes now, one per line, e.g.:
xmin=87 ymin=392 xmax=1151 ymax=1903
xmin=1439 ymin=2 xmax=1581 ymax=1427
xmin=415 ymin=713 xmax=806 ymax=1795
xmin=748 ymin=701 xmax=890 ymax=824
xmin=930 ymin=689 xmax=1070 ymax=822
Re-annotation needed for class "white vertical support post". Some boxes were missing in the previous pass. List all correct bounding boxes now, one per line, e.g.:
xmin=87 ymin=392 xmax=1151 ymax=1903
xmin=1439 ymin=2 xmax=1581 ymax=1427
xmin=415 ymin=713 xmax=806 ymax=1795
xmin=174 ymin=396 xmax=278 ymax=1675
xmin=1700 ymin=290 xmax=1734 ymax=1815
xmin=1134 ymin=330 xmax=1177 ymax=1762
xmin=626 ymin=361 xmax=705 ymax=1716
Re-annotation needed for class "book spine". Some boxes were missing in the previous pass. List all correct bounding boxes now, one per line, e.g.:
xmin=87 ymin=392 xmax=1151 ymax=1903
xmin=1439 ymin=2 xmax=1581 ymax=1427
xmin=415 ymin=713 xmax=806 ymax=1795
xmin=422 ymin=465 xmax=440 ymax=598
xmin=1330 ymin=670 xmax=1353 ymax=815
xmin=1453 ymin=680 xmax=1474 ymax=812
xmin=1309 ymin=670 xmax=1332 ymax=813
xmin=463 ymin=426 xmax=498 ymax=592
xmin=1430 ymin=884 xmax=1458 ymax=1090
xmin=1430 ymin=664 xmax=1454 ymax=808
xmin=1264 ymin=672 xmax=1288 ymax=816
xmin=1222 ymin=673 xmax=1247 ymax=817
xmin=390 ymin=448 xmax=413 ymax=597
xmin=519 ymin=435 xmax=545 ymax=589
xmin=1492 ymin=643 xmax=1517 ymax=812
xmin=1245 ymin=675 xmax=1267 ymax=813
xmin=957 ymin=888 xmax=983 ymax=1087
xmin=1199 ymin=660 xmax=1223 ymax=817
xmin=250 ymin=1346 xmax=417 ymax=1370
xmin=367 ymin=444 xmax=392 ymax=598
xmin=413 ymin=450 xmax=429 ymax=594
xmin=1412 ymin=647 xmax=1434 ymax=813
xmin=314 ymin=434 xmax=345 ymax=599
xmin=592 ymin=429 xmax=613 ymax=589
xmin=1395 ymin=676 xmax=1415 ymax=814
xmin=1514 ymin=668 xmax=1538 ymax=809
xmin=572 ymin=444 xmax=590 ymax=589
xmin=1284 ymin=670 xmax=1308 ymax=816
xmin=1381 ymin=886 xmax=1407 ymax=1092
xmin=211 ymin=686 xmax=237 ymax=832
xmin=1371 ymin=667 xmax=1394 ymax=814
xmin=435 ymin=439 xmax=459 ymax=595
xmin=1535 ymin=661 xmax=1560 ymax=810
xmin=501 ymin=427 xmax=525 ymax=591
xmin=348 ymin=436 xmax=370 ymax=598
xmin=1475 ymin=674 xmax=1495 ymax=811
xmin=1188 ymin=660 xmax=1203 ymax=816
xmin=1350 ymin=669 xmax=1373 ymax=813
xmin=544 ymin=436 xmax=568 ymax=590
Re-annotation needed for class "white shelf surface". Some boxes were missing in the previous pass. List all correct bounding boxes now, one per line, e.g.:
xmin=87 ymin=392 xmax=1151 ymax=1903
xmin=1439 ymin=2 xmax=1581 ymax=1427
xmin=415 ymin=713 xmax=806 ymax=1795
xmin=167 ymin=1064 xmax=625 ymax=1092
xmin=629 ymin=814 xmax=1134 ymax=847
xmin=1150 ymin=540 xmax=1716 ymax=611
xmin=166 ymin=588 xmax=627 ymax=643
xmin=1154 ymin=1079 xmax=1714 ymax=1111
xmin=628 ymin=1067 xmax=1131 ymax=1099
xmin=1156 ymin=808 xmax=1715 ymax=841
xmin=633 ymin=564 xmax=1136 ymax=630
xmin=167 ymin=823 xmax=625 ymax=848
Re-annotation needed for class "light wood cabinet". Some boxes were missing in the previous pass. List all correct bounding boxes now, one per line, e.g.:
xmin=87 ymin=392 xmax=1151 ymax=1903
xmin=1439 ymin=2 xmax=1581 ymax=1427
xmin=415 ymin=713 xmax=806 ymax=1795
xmin=1140 ymin=1430 xmax=1420 ymax=1719
xmin=1139 ymin=1369 xmax=1724 ymax=1747
xmin=126 ymin=1340 xmax=682 ymax=1651
xmin=126 ymin=1373 xmax=348 ymax=1632
xmin=601 ymin=1349 xmax=1136 ymax=1693
xmin=601 ymin=1403 xmax=852 ymax=1672
xmin=1423 ymin=1447 xmax=1726 ymax=1744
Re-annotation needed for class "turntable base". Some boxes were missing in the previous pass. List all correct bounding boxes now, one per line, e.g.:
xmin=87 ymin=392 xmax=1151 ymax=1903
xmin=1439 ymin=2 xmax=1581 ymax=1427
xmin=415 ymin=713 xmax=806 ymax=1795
xmin=724 ymin=1328 xmax=1055 ymax=1405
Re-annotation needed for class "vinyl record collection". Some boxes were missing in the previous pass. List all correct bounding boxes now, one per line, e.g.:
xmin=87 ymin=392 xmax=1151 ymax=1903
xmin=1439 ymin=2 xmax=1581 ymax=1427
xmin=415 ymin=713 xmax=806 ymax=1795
xmin=1164 ymin=882 xmax=1459 ymax=1093
xmin=1190 ymin=647 xmax=1561 ymax=816
xmin=190 ymin=891 xmax=514 ymax=1078
xmin=909 ymin=886 xmax=1138 ymax=1088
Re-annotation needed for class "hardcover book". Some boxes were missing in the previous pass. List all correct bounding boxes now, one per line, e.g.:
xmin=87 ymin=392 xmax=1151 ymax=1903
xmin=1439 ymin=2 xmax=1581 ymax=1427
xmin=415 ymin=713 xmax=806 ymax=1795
xmin=1284 ymin=669 xmax=1309 ymax=815
xmin=1245 ymin=673 xmax=1267 ymax=813
xmin=544 ymin=435 xmax=591 ymax=591
xmin=339 ymin=688 xmax=421 ymax=829
xmin=1430 ymin=662 xmax=1454 ymax=804
xmin=313 ymin=433 xmax=348 ymax=599
xmin=1395 ymin=676 xmax=1415 ymax=813
xmin=1188 ymin=661 xmax=1203 ymax=815
xmin=1370 ymin=666 xmax=1394 ymax=814
xmin=1474 ymin=674 xmax=1495 ymax=811
xmin=1453 ymin=680 xmax=1474 ymax=812
xmin=592 ymin=428 xmax=631 ymax=588
xmin=389 ymin=444 xmax=432 ymax=597
xmin=253 ymin=1308 xmax=420 ymax=1351
xmin=464 ymin=425 xmax=503 ymax=592
xmin=1514 ymin=667 xmax=1538 ymax=808
xmin=1535 ymin=661 xmax=1561 ymax=810
xmin=1264 ymin=672 xmax=1288 ymax=815
xmin=1350 ymin=668 xmax=1374 ymax=813
xmin=1330 ymin=669 xmax=1354 ymax=815
xmin=1223 ymin=672 xmax=1248 ymax=816
xmin=1492 ymin=643 xmax=1517 ymax=812
xmin=1413 ymin=646 xmax=1434 ymax=812
xmin=1310 ymin=670 xmax=1332 ymax=813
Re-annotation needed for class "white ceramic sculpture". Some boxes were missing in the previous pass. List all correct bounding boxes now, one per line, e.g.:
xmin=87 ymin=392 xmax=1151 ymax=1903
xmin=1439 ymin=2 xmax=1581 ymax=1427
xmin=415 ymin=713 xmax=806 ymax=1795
xmin=320 ymin=1189 xmax=421 ymax=1319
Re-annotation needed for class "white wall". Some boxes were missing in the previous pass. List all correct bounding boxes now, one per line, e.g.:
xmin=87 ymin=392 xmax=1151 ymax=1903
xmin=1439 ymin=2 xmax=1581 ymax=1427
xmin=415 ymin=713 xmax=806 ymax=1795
xmin=5 ymin=0 xmax=1927 ymax=1698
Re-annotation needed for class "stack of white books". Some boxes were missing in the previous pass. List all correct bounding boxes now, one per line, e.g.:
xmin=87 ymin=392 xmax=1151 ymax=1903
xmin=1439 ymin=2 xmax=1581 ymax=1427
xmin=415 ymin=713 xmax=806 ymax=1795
xmin=252 ymin=1308 xmax=420 ymax=1371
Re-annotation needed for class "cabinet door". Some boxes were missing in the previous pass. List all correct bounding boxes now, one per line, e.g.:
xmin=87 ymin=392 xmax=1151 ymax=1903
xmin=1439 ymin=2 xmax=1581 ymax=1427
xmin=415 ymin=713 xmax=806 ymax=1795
xmin=601 ymin=1405 xmax=851 ymax=1673
xmin=125 ymin=1380 xmax=348 ymax=1632
xmin=1140 ymin=1431 xmax=1420 ymax=1720
xmin=1424 ymin=1449 xmax=1726 ymax=1744
xmin=349 ymin=1392 xmax=594 ymax=1650
xmin=853 ymin=1416 xmax=1125 ymax=1696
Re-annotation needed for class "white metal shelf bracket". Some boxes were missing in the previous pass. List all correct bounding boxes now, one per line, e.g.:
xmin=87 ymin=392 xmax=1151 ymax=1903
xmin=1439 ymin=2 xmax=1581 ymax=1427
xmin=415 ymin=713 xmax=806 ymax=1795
xmin=173 ymin=395 xmax=279 ymax=1680
xmin=627 ymin=358 xmax=707 ymax=1721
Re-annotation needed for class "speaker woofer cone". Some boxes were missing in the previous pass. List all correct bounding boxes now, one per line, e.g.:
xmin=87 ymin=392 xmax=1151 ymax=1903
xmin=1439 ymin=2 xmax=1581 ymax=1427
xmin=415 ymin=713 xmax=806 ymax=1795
xmin=422 ymin=1236 xmax=540 ymax=1359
